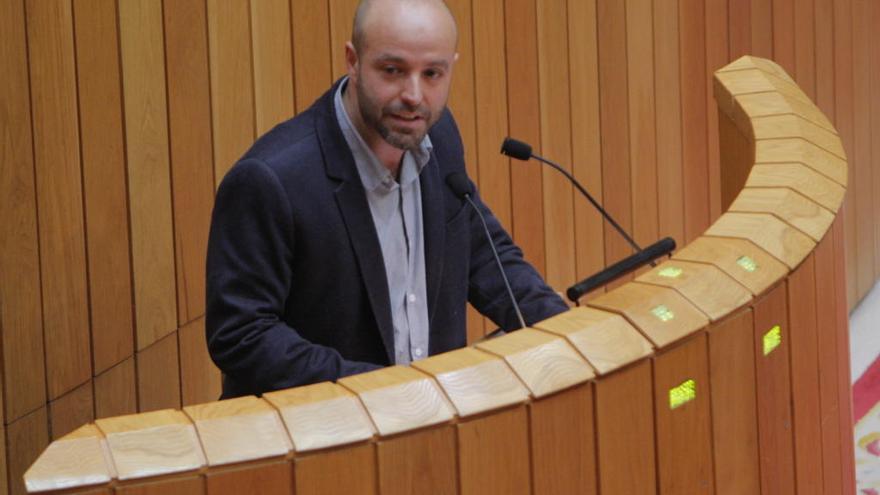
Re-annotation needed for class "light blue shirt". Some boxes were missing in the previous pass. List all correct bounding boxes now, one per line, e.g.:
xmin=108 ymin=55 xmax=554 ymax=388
xmin=334 ymin=79 xmax=432 ymax=365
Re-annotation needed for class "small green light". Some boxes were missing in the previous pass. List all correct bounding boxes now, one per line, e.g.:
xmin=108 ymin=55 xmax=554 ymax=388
xmin=658 ymin=266 xmax=684 ymax=279
xmin=763 ymin=325 xmax=782 ymax=355
xmin=651 ymin=305 xmax=675 ymax=322
xmin=669 ymin=379 xmax=696 ymax=409
xmin=737 ymin=255 xmax=758 ymax=273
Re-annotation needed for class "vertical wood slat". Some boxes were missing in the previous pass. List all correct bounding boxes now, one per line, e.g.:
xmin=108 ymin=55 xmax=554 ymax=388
xmin=328 ymin=0 xmax=359 ymax=80
xmin=116 ymin=477 xmax=205 ymax=495
xmin=786 ymin=256 xmax=823 ymax=494
xmin=750 ymin=0 xmax=773 ymax=58
xmin=291 ymin=0 xmax=333 ymax=113
xmin=118 ymin=0 xmax=178 ymax=351
xmin=596 ymin=0 xmax=632 ymax=278
xmin=833 ymin=0 xmax=857 ymax=308
xmin=567 ymin=0 xmax=605 ymax=282
xmin=653 ymin=0 xmax=685 ymax=247
xmin=137 ymin=332 xmax=182 ymax=413
xmin=538 ymin=0 xmax=576 ymax=289
xmin=654 ymin=334 xmax=714 ymax=495
xmin=529 ymin=385 xmax=597 ymax=494
xmin=873 ymin=0 xmax=880 ymax=277
xmin=252 ymin=0 xmax=296 ymax=136
xmin=205 ymin=462 xmax=293 ymax=495
xmin=7 ymin=407 xmax=49 ymax=495
xmin=709 ymin=309 xmax=760 ymax=495
xmin=852 ymin=0 xmax=875 ymax=300
xmin=812 ymin=233 xmax=843 ymax=494
xmin=72 ymin=0 xmax=134 ymax=375
xmin=445 ymin=0 xmax=486 ymax=341
xmin=94 ymin=357 xmax=137 ymax=419
xmin=793 ymin=0 xmax=816 ymax=99
xmin=705 ymin=0 xmax=729 ymax=223
xmin=48 ymin=381 xmax=93 ymax=441
xmin=833 ymin=218 xmax=856 ymax=494
xmin=164 ymin=0 xmax=215 ymax=327
xmin=0 ymin=0 xmax=47 ymax=422
xmin=813 ymin=0 xmax=835 ymax=118
xmin=208 ymin=0 xmax=256 ymax=186
xmin=458 ymin=407 xmax=530 ymax=495
xmin=25 ymin=0 xmax=92 ymax=400
xmin=472 ymin=0 xmax=511 ymax=229
xmin=296 ymin=443 xmax=377 ymax=494
xmin=595 ymin=360 xmax=657 ymax=494
xmin=375 ymin=426 xmax=456 ymax=495
xmin=679 ymin=0 xmax=710 ymax=243
xmin=506 ymin=0 xmax=546 ymax=277
xmin=179 ymin=317 xmax=222 ymax=407
xmin=772 ymin=0 xmax=796 ymax=73
xmin=753 ymin=284 xmax=796 ymax=495
xmin=626 ymin=0 xmax=659 ymax=249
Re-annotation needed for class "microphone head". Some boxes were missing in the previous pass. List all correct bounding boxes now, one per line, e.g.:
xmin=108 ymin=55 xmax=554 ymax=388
xmin=446 ymin=172 xmax=473 ymax=199
xmin=500 ymin=137 xmax=533 ymax=161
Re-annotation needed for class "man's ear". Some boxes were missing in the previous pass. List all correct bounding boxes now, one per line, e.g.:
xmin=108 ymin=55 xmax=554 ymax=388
xmin=345 ymin=42 xmax=359 ymax=79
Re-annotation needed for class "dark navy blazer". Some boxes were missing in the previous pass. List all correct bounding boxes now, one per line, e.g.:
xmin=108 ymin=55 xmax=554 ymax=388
xmin=206 ymin=80 xmax=568 ymax=399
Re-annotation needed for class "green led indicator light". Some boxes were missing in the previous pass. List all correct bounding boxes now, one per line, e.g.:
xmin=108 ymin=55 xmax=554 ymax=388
xmin=763 ymin=325 xmax=782 ymax=355
xmin=651 ymin=305 xmax=675 ymax=322
xmin=737 ymin=255 xmax=758 ymax=273
xmin=669 ymin=379 xmax=696 ymax=410
xmin=658 ymin=266 xmax=684 ymax=279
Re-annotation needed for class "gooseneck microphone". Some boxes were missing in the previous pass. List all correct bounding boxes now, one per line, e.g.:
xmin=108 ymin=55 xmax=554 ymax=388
xmin=501 ymin=137 xmax=675 ymax=302
xmin=501 ymin=137 xmax=643 ymax=254
xmin=446 ymin=172 xmax=527 ymax=330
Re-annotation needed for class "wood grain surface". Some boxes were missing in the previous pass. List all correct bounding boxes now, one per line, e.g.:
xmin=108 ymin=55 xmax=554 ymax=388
xmin=72 ymin=0 xmax=134 ymax=374
xmin=458 ymin=406 xmax=530 ymax=495
xmin=654 ymin=334 xmax=715 ymax=494
xmin=708 ymin=309 xmax=760 ymax=495
xmin=476 ymin=328 xmax=594 ymax=397
xmin=745 ymin=163 xmax=845 ymax=212
xmin=24 ymin=433 xmax=112 ymax=494
xmin=118 ymin=0 xmax=178 ymax=351
xmin=376 ymin=425 xmax=456 ymax=495
xmin=673 ymin=236 xmax=789 ymax=296
xmin=295 ymin=443 xmax=376 ymax=495
xmin=529 ymin=384 xmax=597 ymax=495
xmin=636 ymin=259 xmax=753 ymax=322
xmin=184 ymin=397 xmax=291 ymax=467
xmin=754 ymin=138 xmax=847 ymax=187
xmin=412 ymin=347 xmax=529 ymax=417
xmin=752 ymin=284 xmax=796 ymax=495
xmin=94 ymin=358 xmax=137 ymax=420
xmin=705 ymin=212 xmax=816 ymax=269
xmin=339 ymin=366 xmax=455 ymax=436
xmin=206 ymin=462 xmax=292 ymax=495
xmin=588 ymin=283 xmax=710 ymax=348
xmin=535 ymin=307 xmax=653 ymax=375
xmin=729 ymin=187 xmax=835 ymax=242
xmin=265 ymin=382 xmax=375 ymax=453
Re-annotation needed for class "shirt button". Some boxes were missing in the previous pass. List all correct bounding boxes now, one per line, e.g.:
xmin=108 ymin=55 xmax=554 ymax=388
xmin=414 ymin=347 xmax=423 ymax=357
xmin=407 ymin=294 xmax=417 ymax=303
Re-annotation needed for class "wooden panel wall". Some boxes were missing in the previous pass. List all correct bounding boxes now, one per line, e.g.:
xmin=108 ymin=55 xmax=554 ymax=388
xmin=2 ymin=0 xmax=878 ymax=493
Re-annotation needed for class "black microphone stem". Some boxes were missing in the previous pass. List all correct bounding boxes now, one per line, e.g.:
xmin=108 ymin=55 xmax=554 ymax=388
xmin=529 ymin=154 xmax=644 ymax=256
xmin=463 ymin=193 xmax=527 ymax=330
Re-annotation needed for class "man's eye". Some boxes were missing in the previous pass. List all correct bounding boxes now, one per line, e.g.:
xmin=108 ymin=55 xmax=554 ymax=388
xmin=383 ymin=66 xmax=401 ymax=75
xmin=425 ymin=69 xmax=442 ymax=79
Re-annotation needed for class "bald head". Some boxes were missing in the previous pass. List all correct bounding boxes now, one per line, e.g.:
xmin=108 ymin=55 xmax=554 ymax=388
xmin=351 ymin=0 xmax=458 ymax=53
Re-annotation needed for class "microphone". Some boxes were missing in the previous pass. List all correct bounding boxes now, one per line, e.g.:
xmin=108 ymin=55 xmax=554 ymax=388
xmin=501 ymin=137 xmax=643 ymax=254
xmin=566 ymin=236 xmax=676 ymax=301
xmin=446 ymin=172 xmax=527 ymax=330
xmin=501 ymin=137 xmax=674 ymax=302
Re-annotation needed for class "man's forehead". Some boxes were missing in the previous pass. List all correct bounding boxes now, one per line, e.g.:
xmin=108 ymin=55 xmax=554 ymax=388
xmin=355 ymin=0 xmax=458 ymax=50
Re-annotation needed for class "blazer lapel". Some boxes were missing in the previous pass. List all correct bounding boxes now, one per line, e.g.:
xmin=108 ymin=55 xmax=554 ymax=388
xmin=420 ymin=152 xmax=445 ymax=326
xmin=316 ymin=85 xmax=395 ymax=363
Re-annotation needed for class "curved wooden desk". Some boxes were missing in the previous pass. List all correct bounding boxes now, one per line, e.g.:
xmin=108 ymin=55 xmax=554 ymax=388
xmin=25 ymin=55 xmax=854 ymax=495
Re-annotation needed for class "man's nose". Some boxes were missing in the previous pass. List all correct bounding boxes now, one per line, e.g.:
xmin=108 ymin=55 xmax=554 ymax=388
xmin=400 ymin=75 xmax=423 ymax=107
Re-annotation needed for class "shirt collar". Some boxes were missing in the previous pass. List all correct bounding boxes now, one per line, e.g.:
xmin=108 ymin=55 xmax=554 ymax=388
xmin=334 ymin=78 xmax=433 ymax=191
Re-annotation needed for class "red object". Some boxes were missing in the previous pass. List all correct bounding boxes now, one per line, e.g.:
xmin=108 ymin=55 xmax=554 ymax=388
xmin=854 ymin=354 xmax=880 ymax=422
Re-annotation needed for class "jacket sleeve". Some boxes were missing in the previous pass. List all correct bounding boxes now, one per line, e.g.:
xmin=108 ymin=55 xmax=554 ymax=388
xmin=463 ymin=181 xmax=570 ymax=331
xmin=206 ymin=159 xmax=380 ymax=396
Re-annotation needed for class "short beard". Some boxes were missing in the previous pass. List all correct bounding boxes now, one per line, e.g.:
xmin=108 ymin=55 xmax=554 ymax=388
xmin=355 ymin=78 xmax=431 ymax=152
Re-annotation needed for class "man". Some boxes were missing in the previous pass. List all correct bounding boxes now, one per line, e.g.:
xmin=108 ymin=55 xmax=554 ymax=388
xmin=206 ymin=0 xmax=567 ymax=399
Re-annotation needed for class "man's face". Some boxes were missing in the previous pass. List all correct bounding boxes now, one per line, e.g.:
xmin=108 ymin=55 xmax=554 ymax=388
xmin=346 ymin=2 xmax=458 ymax=151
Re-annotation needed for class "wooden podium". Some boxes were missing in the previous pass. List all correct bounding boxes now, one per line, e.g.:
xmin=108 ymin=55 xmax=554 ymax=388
xmin=24 ymin=56 xmax=854 ymax=495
